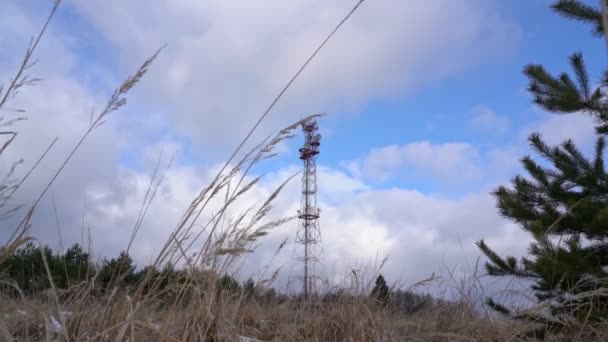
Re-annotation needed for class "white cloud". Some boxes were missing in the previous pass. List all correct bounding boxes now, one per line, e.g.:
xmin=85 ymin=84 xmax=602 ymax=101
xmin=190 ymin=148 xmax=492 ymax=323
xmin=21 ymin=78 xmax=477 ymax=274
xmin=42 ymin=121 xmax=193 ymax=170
xmin=99 ymin=164 xmax=532 ymax=293
xmin=20 ymin=156 xmax=527 ymax=293
xmin=346 ymin=141 xmax=483 ymax=184
xmin=343 ymin=107 xmax=599 ymax=190
xmin=65 ymin=0 xmax=520 ymax=154
xmin=522 ymin=112 xmax=597 ymax=149
xmin=468 ymin=105 xmax=511 ymax=135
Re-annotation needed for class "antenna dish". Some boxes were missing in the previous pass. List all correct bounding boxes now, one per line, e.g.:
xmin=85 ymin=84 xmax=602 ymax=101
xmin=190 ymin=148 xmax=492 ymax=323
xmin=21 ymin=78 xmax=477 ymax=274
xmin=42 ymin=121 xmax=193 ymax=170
xmin=314 ymin=133 xmax=321 ymax=143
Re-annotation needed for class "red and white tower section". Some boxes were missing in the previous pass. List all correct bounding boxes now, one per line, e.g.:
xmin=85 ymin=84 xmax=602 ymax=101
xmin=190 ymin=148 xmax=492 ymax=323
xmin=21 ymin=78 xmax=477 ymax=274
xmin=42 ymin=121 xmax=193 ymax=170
xmin=295 ymin=119 xmax=324 ymax=299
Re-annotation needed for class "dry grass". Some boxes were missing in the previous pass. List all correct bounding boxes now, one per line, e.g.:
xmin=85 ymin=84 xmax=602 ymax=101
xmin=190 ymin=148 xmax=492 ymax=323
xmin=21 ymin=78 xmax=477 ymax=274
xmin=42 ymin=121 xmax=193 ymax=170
xmin=0 ymin=282 xmax=517 ymax=342
xmin=1 ymin=275 xmax=608 ymax=341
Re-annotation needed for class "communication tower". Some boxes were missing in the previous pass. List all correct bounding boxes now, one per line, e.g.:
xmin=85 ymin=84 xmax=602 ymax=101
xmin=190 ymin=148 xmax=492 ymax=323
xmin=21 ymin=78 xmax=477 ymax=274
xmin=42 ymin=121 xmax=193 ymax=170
xmin=295 ymin=119 xmax=323 ymax=299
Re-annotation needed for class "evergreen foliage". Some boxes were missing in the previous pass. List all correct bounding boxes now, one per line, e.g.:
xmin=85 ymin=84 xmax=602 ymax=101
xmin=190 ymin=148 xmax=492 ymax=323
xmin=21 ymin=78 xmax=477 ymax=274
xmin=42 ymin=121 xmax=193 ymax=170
xmin=0 ymin=243 xmax=141 ymax=295
xmin=243 ymin=277 xmax=256 ymax=299
xmin=61 ymin=244 xmax=92 ymax=285
xmin=0 ymin=243 xmax=253 ymax=301
xmin=477 ymin=0 xmax=608 ymax=334
xmin=389 ymin=289 xmax=433 ymax=314
xmin=0 ymin=242 xmax=93 ymax=294
xmin=97 ymin=250 xmax=137 ymax=289
xmin=217 ymin=273 xmax=241 ymax=295
xmin=370 ymin=274 xmax=390 ymax=306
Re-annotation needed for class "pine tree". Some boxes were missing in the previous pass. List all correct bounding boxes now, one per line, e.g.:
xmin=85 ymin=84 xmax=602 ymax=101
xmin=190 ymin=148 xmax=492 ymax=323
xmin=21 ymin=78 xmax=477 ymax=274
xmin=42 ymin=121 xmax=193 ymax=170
xmin=243 ymin=278 xmax=256 ymax=299
xmin=217 ymin=274 xmax=240 ymax=296
xmin=477 ymin=0 xmax=608 ymax=334
xmin=370 ymin=274 xmax=390 ymax=306
xmin=59 ymin=243 xmax=92 ymax=287
xmin=1 ymin=242 xmax=54 ymax=294
xmin=98 ymin=250 xmax=137 ymax=289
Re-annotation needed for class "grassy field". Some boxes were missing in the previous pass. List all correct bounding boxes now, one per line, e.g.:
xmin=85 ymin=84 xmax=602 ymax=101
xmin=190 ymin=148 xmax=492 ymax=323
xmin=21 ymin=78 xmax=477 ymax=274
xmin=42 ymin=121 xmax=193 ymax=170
xmin=2 ymin=1 xmax=608 ymax=341
xmin=1 ymin=275 xmax=607 ymax=341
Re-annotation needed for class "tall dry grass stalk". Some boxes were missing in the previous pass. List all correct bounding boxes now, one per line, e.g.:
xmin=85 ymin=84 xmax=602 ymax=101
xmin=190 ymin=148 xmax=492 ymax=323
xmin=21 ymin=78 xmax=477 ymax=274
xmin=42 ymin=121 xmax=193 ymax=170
xmin=0 ymin=1 xmax=165 ymax=340
xmin=0 ymin=0 xmax=62 ymax=265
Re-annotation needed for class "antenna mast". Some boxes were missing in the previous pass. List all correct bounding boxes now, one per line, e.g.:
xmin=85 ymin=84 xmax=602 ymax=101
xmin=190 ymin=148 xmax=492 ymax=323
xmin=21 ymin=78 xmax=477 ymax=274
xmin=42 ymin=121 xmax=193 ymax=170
xmin=296 ymin=119 xmax=323 ymax=300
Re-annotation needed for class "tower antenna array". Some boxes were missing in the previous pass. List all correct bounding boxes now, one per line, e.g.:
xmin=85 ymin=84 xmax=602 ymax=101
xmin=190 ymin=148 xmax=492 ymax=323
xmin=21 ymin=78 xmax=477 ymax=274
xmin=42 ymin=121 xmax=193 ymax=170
xmin=295 ymin=118 xmax=323 ymax=299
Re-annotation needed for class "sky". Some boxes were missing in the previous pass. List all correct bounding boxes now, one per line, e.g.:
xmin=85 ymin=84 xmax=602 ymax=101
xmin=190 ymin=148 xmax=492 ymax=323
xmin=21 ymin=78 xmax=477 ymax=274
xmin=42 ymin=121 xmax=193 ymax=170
xmin=0 ymin=0 xmax=605 ymax=300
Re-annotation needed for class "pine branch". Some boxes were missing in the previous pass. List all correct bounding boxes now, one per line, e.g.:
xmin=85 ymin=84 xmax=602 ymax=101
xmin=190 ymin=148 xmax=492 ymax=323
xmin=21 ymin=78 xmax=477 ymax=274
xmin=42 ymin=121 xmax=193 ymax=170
xmin=528 ymin=133 xmax=556 ymax=163
xmin=525 ymin=64 xmax=583 ymax=113
xmin=521 ymin=156 xmax=551 ymax=188
xmin=596 ymin=122 xmax=608 ymax=134
xmin=485 ymin=297 xmax=511 ymax=315
xmin=569 ymin=52 xmax=590 ymax=98
xmin=524 ymin=53 xmax=606 ymax=117
xmin=476 ymin=240 xmax=537 ymax=278
xmin=562 ymin=139 xmax=592 ymax=172
xmin=593 ymin=137 xmax=606 ymax=175
xmin=552 ymin=0 xmax=604 ymax=36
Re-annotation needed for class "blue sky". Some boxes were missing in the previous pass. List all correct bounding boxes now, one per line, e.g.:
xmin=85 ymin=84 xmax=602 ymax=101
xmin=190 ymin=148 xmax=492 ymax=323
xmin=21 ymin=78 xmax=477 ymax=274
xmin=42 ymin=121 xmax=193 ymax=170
xmin=0 ymin=0 xmax=604 ymax=295
xmin=41 ymin=1 xmax=602 ymax=170
xmin=309 ymin=1 xmax=604 ymax=193
xmin=148 ymin=0 xmax=607 ymax=196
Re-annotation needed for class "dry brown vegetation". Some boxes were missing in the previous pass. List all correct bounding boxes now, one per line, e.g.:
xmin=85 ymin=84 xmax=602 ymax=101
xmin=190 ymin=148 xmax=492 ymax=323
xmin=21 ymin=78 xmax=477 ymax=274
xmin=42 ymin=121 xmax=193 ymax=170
xmin=0 ymin=285 xmax=514 ymax=341
xmin=1 ymin=275 xmax=607 ymax=341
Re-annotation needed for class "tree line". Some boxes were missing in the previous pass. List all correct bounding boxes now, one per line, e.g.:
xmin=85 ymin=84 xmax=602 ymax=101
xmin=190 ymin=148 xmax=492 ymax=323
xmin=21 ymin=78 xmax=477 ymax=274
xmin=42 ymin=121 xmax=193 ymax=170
xmin=0 ymin=242 xmax=252 ymax=297
xmin=0 ymin=243 xmax=435 ymax=315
